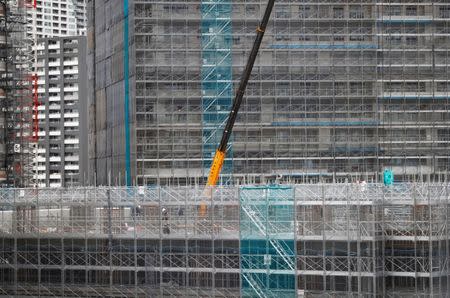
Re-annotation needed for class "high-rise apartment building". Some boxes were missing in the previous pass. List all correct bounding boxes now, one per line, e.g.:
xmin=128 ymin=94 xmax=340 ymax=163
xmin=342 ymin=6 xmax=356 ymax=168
xmin=26 ymin=0 xmax=86 ymax=40
xmin=88 ymin=0 xmax=450 ymax=187
xmin=21 ymin=0 xmax=88 ymax=187
xmin=74 ymin=0 xmax=87 ymax=35
xmin=0 ymin=0 xmax=87 ymax=188
xmin=34 ymin=36 xmax=88 ymax=187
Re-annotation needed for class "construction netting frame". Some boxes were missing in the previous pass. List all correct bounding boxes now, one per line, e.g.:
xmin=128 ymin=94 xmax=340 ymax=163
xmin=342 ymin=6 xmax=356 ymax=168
xmin=240 ymin=185 xmax=296 ymax=297
xmin=200 ymin=0 xmax=233 ymax=185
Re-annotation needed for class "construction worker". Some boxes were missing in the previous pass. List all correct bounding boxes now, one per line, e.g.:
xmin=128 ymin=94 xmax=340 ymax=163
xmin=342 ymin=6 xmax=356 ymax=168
xmin=162 ymin=207 xmax=170 ymax=234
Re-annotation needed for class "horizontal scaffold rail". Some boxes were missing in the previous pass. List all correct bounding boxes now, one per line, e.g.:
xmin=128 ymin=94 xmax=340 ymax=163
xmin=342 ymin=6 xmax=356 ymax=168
xmin=0 ymin=183 xmax=448 ymax=205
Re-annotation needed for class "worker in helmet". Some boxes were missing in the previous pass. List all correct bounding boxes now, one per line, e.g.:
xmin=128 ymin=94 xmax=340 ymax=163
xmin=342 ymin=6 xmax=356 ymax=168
xmin=162 ymin=207 xmax=170 ymax=234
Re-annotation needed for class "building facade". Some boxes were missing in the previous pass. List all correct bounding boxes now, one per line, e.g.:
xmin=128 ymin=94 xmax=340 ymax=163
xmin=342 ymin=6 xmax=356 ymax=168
xmin=26 ymin=0 xmax=86 ymax=40
xmin=21 ymin=0 xmax=88 ymax=187
xmin=88 ymin=0 xmax=450 ymax=187
xmin=74 ymin=0 xmax=87 ymax=36
xmin=34 ymin=36 xmax=88 ymax=187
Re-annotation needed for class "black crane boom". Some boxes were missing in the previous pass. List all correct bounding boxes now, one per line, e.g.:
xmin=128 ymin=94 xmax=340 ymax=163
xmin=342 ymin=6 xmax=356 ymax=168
xmin=205 ymin=0 xmax=275 ymax=188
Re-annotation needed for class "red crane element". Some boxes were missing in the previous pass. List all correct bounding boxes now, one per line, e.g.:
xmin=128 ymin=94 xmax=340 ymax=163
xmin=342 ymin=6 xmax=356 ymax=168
xmin=31 ymin=74 xmax=40 ymax=142
xmin=20 ymin=0 xmax=36 ymax=8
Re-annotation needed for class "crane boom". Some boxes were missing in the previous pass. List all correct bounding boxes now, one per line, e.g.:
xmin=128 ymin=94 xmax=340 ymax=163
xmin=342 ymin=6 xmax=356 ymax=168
xmin=199 ymin=0 xmax=275 ymax=217
xmin=205 ymin=0 xmax=275 ymax=187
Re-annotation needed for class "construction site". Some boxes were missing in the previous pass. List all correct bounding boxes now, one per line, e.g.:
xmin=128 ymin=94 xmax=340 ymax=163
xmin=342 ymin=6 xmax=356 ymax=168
xmin=0 ymin=183 xmax=448 ymax=297
xmin=0 ymin=0 xmax=449 ymax=297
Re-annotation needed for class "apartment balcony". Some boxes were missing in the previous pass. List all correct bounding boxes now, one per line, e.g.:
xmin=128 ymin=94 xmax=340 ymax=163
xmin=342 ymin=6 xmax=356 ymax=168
xmin=64 ymin=165 xmax=79 ymax=171
xmin=64 ymin=112 xmax=79 ymax=118
xmin=64 ymin=96 xmax=78 ymax=101
xmin=49 ymin=131 xmax=61 ymax=136
xmin=48 ymin=104 xmax=61 ymax=110
xmin=49 ymin=61 xmax=61 ymax=67
xmin=49 ymin=70 xmax=61 ymax=76
xmin=64 ymin=139 xmax=79 ymax=145
xmin=48 ymin=87 xmax=61 ymax=93
xmin=64 ymin=87 xmax=79 ymax=92
xmin=48 ymin=113 xmax=62 ymax=119
xmin=64 ymin=121 xmax=79 ymax=127
xmin=48 ymin=43 xmax=60 ymax=50
xmin=63 ymin=60 xmax=78 ymax=67
xmin=63 ymin=69 xmax=78 ymax=75
xmin=65 ymin=156 xmax=79 ymax=162
xmin=49 ymin=96 xmax=62 ymax=102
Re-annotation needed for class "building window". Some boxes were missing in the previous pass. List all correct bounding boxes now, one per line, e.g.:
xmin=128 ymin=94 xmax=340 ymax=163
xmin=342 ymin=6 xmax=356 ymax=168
xmin=406 ymin=6 xmax=417 ymax=16
xmin=333 ymin=7 xmax=344 ymax=19
xmin=388 ymin=6 xmax=401 ymax=16
xmin=439 ymin=6 xmax=450 ymax=18
xmin=298 ymin=6 xmax=311 ymax=18
xmin=349 ymin=6 xmax=363 ymax=18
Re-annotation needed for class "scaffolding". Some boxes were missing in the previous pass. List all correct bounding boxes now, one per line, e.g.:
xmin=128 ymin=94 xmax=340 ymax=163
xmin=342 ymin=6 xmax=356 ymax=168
xmin=0 ymin=0 xmax=35 ymax=187
xmin=0 ymin=183 xmax=448 ymax=297
xmin=120 ymin=1 xmax=450 ymax=187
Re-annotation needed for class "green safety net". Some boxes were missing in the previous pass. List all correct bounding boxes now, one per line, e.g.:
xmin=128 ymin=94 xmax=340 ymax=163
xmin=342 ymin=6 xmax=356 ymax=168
xmin=240 ymin=185 xmax=296 ymax=297
xmin=200 ymin=1 xmax=233 ymax=184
